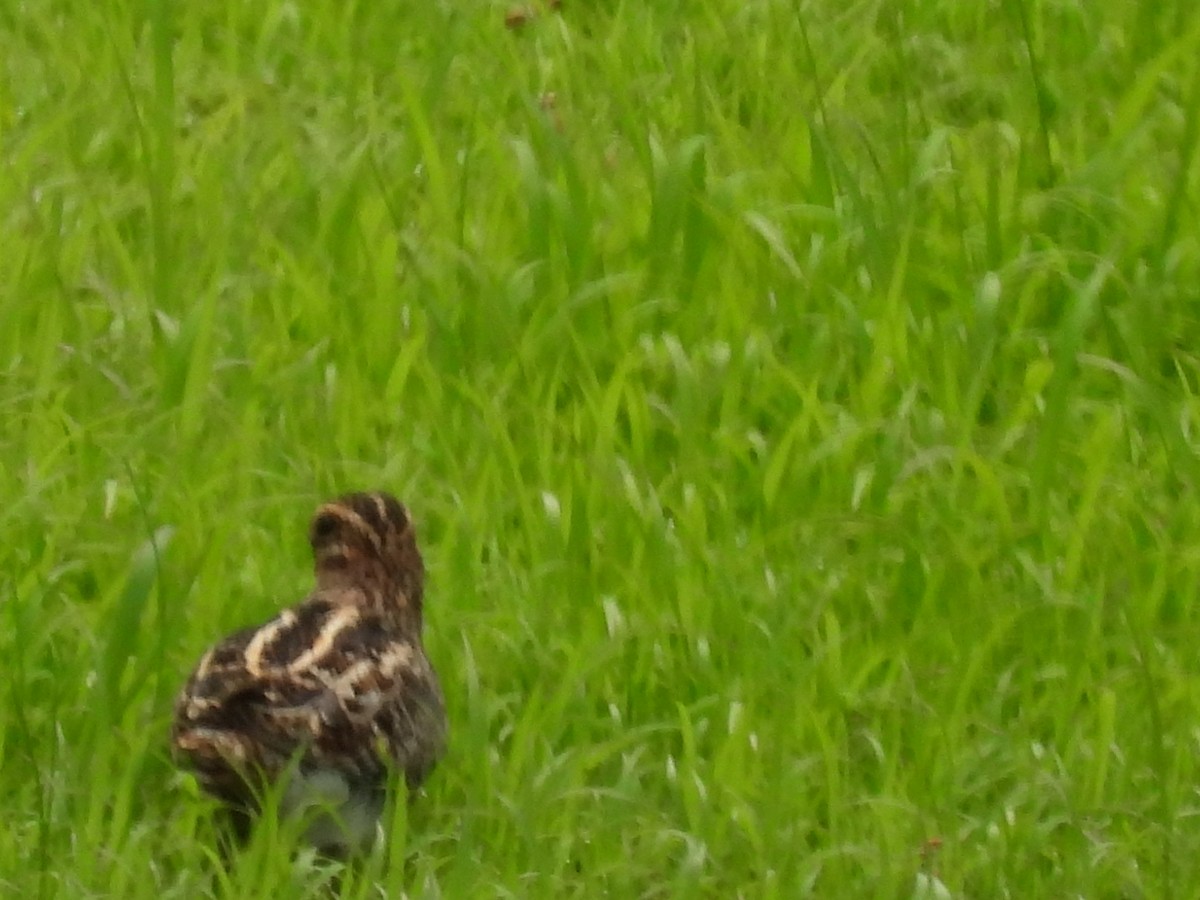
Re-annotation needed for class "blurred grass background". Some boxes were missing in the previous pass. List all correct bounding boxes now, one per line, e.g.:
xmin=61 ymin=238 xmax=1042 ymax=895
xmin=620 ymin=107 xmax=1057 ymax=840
xmin=2 ymin=0 xmax=1199 ymax=896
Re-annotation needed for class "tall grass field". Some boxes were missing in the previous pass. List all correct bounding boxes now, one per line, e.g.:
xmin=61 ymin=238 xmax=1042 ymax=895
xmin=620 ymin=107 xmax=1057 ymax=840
xmin=3 ymin=0 xmax=1200 ymax=896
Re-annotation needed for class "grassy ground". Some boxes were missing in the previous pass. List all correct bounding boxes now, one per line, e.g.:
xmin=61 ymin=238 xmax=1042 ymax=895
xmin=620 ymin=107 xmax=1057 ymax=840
xmin=2 ymin=0 xmax=1199 ymax=896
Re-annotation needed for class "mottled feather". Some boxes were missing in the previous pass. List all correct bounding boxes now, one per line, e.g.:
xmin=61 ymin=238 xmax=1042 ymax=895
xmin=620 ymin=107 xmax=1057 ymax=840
xmin=171 ymin=491 xmax=446 ymax=852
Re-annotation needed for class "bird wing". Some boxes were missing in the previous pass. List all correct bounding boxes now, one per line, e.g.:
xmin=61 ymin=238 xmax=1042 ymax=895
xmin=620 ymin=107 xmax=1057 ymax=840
xmin=172 ymin=596 xmax=445 ymax=805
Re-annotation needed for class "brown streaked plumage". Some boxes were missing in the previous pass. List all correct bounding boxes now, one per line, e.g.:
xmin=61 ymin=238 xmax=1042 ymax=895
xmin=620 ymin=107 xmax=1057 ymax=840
xmin=171 ymin=491 xmax=446 ymax=853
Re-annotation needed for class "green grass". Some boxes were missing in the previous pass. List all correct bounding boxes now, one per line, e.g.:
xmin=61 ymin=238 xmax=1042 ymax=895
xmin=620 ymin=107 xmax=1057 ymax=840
xmin=2 ymin=0 xmax=1200 ymax=895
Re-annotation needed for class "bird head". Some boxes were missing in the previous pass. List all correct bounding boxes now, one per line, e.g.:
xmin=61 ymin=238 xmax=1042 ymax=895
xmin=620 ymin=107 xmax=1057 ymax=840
xmin=309 ymin=491 xmax=425 ymax=619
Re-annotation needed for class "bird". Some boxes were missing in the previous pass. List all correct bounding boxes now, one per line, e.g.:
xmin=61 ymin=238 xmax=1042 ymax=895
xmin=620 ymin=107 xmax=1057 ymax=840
xmin=171 ymin=491 xmax=447 ymax=854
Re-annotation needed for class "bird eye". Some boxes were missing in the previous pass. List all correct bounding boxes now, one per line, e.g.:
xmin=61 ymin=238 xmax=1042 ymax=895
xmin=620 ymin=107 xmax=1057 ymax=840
xmin=312 ymin=513 xmax=341 ymax=541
